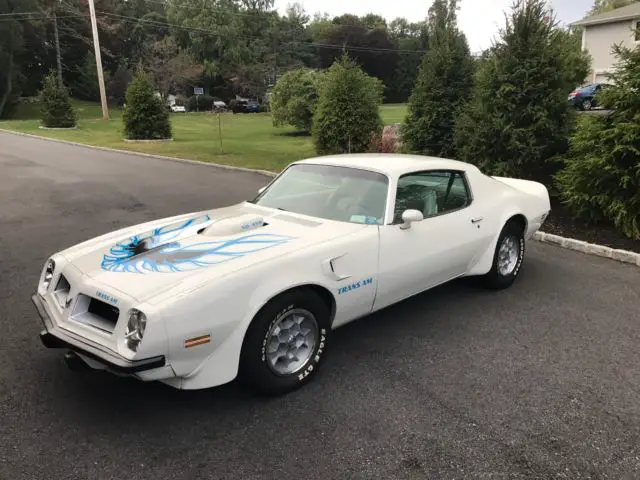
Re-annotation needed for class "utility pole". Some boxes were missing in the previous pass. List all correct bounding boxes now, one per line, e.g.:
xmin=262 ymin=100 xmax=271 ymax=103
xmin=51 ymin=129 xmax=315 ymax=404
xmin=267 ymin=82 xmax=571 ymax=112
xmin=52 ymin=9 xmax=63 ymax=86
xmin=87 ymin=0 xmax=109 ymax=119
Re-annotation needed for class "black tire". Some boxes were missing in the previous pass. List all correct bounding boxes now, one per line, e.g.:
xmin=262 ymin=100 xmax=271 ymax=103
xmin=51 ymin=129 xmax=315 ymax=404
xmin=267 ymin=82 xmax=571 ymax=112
xmin=481 ymin=220 xmax=525 ymax=290
xmin=239 ymin=289 xmax=331 ymax=396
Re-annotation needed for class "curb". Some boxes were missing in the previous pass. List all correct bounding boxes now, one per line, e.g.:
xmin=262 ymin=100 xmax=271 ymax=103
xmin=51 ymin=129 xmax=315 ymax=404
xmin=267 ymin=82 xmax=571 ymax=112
xmin=533 ymin=231 xmax=640 ymax=268
xmin=1 ymin=128 xmax=638 ymax=268
xmin=0 ymin=128 xmax=278 ymax=178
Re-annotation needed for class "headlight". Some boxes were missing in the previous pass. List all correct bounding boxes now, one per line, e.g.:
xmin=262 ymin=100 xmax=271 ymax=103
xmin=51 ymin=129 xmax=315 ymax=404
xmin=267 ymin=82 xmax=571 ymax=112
xmin=43 ymin=259 xmax=56 ymax=290
xmin=125 ymin=309 xmax=147 ymax=351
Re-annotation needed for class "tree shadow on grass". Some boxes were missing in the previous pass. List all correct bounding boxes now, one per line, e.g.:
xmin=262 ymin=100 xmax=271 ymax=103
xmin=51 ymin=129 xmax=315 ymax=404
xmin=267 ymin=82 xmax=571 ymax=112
xmin=273 ymin=130 xmax=311 ymax=138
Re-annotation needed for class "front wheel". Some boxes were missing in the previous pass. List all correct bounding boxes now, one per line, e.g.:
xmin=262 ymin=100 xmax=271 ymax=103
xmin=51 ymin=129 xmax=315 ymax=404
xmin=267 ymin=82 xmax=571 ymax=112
xmin=480 ymin=220 xmax=525 ymax=290
xmin=239 ymin=289 xmax=331 ymax=396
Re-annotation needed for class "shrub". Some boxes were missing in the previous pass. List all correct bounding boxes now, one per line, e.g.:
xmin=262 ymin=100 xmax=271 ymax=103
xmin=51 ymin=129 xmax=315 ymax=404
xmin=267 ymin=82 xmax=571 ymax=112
xmin=270 ymin=68 xmax=325 ymax=132
xmin=39 ymin=71 xmax=77 ymax=128
xmin=556 ymin=41 xmax=640 ymax=240
xmin=229 ymin=99 xmax=241 ymax=113
xmin=453 ymin=0 xmax=590 ymax=187
xmin=403 ymin=0 xmax=474 ymax=158
xmin=122 ymin=67 xmax=172 ymax=140
xmin=312 ymin=54 xmax=383 ymax=155
xmin=186 ymin=94 xmax=214 ymax=111
xmin=369 ymin=124 xmax=403 ymax=153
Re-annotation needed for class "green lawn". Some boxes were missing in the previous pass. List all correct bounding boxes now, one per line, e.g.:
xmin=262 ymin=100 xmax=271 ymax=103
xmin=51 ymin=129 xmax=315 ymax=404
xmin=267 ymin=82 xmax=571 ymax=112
xmin=0 ymin=101 xmax=408 ymax=173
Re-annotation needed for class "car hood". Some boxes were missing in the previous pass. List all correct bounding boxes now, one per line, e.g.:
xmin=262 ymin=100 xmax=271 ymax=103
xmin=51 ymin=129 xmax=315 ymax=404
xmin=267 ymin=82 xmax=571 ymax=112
xmin=59 ymin=202 xmax=367 ymax=302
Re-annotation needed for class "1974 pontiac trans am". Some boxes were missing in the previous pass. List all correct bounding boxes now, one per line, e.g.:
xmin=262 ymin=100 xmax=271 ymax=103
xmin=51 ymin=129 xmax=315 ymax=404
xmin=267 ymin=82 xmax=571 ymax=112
xmin=33 ymin=154 xmax=551 ymax=395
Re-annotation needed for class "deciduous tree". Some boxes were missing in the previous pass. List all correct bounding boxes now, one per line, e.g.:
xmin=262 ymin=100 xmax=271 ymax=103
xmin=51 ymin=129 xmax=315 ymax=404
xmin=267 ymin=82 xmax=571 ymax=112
xmin=589 ymin=0 xmax=637 ymax=15
xmin=146 ymin=36 xmax=204 ymax=100
xmin=270 ymin=67 xmax=325 ymax=132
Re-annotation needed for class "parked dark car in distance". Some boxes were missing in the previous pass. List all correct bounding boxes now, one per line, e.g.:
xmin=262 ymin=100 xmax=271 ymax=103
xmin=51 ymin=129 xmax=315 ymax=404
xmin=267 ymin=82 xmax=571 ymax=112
xmin=568 ymin=83 xmax=613 ymax=110
xmin=231 ymin=99 xmax=261 ymax=113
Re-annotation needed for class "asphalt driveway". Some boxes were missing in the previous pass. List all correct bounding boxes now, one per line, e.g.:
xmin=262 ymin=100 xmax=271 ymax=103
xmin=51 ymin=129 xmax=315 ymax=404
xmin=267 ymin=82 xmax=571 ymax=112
xmin=1 ymin=132 xmax=639 ymax=480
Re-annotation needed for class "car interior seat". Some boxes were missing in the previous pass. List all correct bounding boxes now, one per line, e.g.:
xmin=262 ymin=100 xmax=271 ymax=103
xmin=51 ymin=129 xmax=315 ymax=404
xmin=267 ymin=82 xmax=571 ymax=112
xmin=423 ymin=190 xmax=439 ymax=217
xmin=359 ymin=182 xmax=389 ymax=223
xmin=394 ymin=184 xmax=434 ymax=222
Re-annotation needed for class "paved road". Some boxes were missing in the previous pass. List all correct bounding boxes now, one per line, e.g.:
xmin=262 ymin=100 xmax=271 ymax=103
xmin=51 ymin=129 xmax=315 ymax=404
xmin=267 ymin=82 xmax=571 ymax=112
xmin=1 ymin=132 xmax=639 ymax=480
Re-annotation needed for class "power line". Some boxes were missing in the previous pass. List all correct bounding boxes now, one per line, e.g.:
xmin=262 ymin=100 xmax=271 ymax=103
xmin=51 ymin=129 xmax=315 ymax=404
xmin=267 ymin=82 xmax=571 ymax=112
xmin=0 ymin=13 xmax=87 ymax=23
xmin=10 ymin=4 xmax=427 ymax=55
xmin=95 ymin=10 xmax=428 ymax=55
xmin=0 ymin=11 xmax=43 ymax=16
xmin=123 ymin=0 xmax=431 ymax=53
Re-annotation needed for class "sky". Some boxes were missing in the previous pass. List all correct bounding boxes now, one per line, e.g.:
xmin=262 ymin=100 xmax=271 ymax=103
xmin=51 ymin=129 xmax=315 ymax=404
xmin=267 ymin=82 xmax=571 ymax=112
xmin=274 ymin=0 xmax=594 ymax=53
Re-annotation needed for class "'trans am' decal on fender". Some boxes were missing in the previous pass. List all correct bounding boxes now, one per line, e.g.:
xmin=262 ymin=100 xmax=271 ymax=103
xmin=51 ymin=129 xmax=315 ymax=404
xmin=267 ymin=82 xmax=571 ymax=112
xmin=337 ymin=277 xmax=373 ymax=295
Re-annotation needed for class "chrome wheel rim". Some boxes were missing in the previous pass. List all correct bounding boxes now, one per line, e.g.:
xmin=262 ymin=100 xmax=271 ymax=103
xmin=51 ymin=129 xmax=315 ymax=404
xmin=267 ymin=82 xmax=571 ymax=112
xmin=498 ymin=235 xmax=520 ymax=276
xmin=265 ymin=308 xmax=318 ymax=376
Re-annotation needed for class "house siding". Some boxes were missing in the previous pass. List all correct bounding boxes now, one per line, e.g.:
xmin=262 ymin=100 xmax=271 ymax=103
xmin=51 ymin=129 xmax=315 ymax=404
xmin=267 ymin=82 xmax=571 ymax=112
xmin=584 ymin=19 xmax=639 ymax=82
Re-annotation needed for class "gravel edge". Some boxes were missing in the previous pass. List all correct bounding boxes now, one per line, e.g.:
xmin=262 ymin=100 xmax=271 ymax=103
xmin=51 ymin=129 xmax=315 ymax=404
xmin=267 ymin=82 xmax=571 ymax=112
xmin=533 ymin=232 xmax=640 ymax=267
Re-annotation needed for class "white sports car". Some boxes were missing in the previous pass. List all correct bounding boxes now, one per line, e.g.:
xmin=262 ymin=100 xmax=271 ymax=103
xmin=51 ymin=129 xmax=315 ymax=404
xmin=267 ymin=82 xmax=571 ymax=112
xmin=33 ymin=154 xmax=550 ymax=395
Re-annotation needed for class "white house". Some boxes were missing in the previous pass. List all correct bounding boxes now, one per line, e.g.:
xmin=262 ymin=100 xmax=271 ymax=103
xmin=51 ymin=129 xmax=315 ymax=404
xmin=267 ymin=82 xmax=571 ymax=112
xmin=572 ymin=2 xmax=640 ymax=84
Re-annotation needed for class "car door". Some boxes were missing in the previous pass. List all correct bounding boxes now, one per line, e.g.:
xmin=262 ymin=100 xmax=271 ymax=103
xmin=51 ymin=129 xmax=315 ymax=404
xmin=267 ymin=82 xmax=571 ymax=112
xmin=373 ymin=170 xmax=489 ymax=311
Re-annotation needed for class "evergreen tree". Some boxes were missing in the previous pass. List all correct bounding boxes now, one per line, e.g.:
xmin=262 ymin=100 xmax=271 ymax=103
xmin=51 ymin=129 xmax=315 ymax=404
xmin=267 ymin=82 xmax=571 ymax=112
xmin=71 ymin=54 xmax=103 ymax=102
xmin=453 ymin=0 xmax=590 ymax=186
xmin=122 ymin=67 xmax=172 ymax=140
xmin=402 ymin=0 xmax=474 ymax=158
xmin=40 ymin=71 xmax=77 ymax=128
xmin=556 ymin=40 xmax=640 ymax=240
xmin=312 ymin=54 xmax=383 ymax=155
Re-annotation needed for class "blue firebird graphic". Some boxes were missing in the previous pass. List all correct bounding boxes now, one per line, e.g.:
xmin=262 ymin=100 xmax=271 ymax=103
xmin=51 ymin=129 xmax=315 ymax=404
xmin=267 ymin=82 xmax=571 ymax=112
xmin=100 ymin=215 xmax=294 ymax=274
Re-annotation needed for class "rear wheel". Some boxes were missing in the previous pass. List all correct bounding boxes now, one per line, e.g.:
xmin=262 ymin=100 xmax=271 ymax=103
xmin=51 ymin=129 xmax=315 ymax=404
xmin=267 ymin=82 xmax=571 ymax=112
xmin=239 ymin=289 xmax=331 ymax=396
xmin=481 ymin=220 xmax=525 ymax=290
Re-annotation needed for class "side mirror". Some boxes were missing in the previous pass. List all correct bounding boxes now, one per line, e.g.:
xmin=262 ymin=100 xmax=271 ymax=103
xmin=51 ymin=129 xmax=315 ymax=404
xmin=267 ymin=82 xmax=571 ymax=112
xmin=399 ymin=209 xmax=424 ymax=230
xmin=257 ymin=186 xmax=266 ymax=194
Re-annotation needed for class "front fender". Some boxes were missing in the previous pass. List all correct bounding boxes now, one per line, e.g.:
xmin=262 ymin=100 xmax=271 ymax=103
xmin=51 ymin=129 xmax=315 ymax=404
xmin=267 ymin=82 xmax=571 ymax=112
xmin=160 ymin=273 xmax=338 ymax=390
xmin=159 ymin=228 xmax=378 ymax=390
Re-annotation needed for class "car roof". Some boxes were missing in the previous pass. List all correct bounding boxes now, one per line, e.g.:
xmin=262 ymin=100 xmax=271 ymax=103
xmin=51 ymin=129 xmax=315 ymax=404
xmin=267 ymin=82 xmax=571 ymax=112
xmin=292 ymin=153 xmax=481 ymax=177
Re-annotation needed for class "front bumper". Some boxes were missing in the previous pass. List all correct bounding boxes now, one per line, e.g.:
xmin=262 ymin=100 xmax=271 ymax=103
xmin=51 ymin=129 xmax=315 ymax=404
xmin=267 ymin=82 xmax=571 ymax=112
xmin=32 ymin=293 xmax=166 ymax=374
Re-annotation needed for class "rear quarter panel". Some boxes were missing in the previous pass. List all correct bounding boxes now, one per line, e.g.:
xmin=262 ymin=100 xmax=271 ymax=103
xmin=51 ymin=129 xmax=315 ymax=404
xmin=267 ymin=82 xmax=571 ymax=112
xmin=464 ymin=171 xmax=550 ymax=276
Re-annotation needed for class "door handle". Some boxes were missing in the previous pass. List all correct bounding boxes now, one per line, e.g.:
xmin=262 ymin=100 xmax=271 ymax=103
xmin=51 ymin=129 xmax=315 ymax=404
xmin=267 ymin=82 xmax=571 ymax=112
xmin=471 ymin=217 xmax=484 ymax=224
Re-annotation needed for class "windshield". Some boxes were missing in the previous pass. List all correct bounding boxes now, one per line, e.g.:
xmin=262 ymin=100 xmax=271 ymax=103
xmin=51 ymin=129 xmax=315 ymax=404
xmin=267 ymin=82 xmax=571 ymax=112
xmin=250 ymin=163 xmax=389 ymax=224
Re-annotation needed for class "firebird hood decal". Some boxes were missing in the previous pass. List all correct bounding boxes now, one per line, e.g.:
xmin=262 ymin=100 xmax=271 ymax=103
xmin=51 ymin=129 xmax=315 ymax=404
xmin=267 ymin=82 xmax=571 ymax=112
xmin=100 ymin=214 xmax=294 ymax=274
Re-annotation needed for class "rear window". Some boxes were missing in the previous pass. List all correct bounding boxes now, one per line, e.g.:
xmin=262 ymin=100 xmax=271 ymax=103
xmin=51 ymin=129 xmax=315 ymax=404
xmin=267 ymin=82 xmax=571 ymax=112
xmin=577 ymin=84 xmax=596 ymax=93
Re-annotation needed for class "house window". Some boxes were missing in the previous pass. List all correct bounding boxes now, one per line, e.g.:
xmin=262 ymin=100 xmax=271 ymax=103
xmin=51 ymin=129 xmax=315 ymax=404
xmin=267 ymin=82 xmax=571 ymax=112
xmin=635 ymin=20 xmax=640 ymax=42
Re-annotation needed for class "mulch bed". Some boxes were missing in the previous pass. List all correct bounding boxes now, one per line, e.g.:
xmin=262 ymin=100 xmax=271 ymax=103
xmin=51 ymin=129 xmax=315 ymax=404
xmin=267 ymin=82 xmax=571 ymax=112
xmin=541 ymin=198 xmax=640 ymax=254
